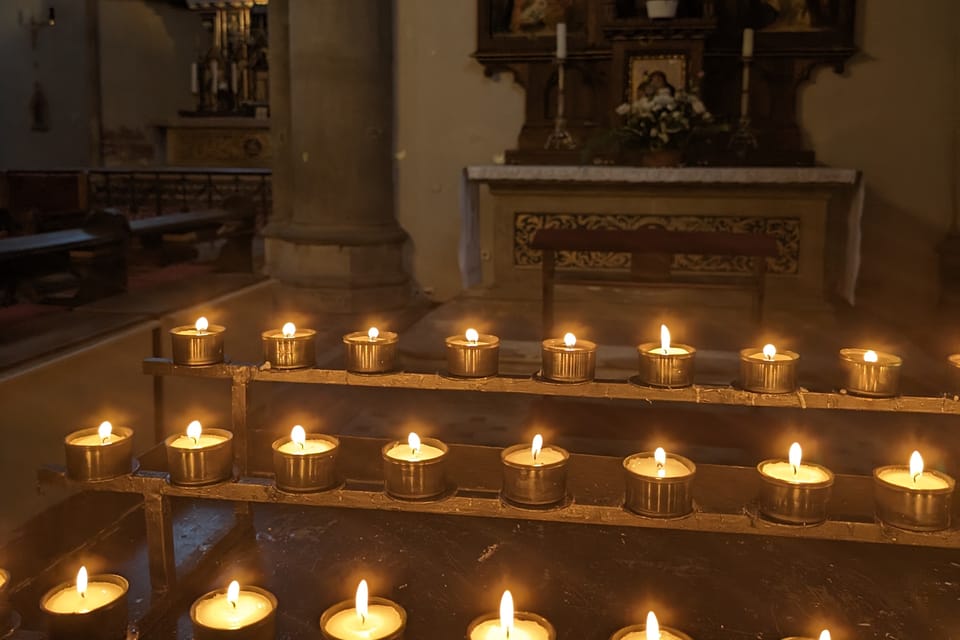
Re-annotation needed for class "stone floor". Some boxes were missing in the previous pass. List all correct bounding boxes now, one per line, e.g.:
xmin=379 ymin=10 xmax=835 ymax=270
xmin=2 ymin=281 xmax=960 ymax=638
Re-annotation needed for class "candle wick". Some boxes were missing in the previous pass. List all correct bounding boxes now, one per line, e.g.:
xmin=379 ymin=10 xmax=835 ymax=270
xmin=298 ymin=440 xmax=304 ymax=451
xmin=656 ymin=461 xmax=663 ymax=471
xmin=232 ymin=599 xmax=237 ymax=610
xmin=101 ymin=436 xmax=109 ymax=445
xmin=360 ymin=613 xmax=366 ymax=626
xmin=913 ymin=472 xmax=920 ymax=484
xmin=792 ymin=464 xmax=798 ymax=476
xmin=192 ymin=436 xmax=199 ymax=446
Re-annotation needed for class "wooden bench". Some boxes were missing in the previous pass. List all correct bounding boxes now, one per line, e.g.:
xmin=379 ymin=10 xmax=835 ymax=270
xmin=531 ymin=227 xmax=780 ymax=335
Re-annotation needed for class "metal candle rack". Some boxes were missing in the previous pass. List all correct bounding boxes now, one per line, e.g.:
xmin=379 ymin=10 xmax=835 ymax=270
xmin=32 ymin=357 xmax=960 ymax=631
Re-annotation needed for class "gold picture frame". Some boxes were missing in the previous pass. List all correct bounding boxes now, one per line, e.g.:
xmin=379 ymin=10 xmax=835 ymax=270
xmin=627 ymin=54 xmax=688 ymax=102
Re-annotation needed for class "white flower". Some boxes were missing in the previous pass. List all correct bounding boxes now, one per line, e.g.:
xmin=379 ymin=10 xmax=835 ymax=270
xmin=615 ymin=103 xmax=630 ymax=115
xmin=691 ymin=97 xmax=706 ymax=115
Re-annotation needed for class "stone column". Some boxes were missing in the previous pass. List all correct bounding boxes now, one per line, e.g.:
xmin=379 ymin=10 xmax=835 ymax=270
xmin=263 ymin=0 xmax=409 ymax=313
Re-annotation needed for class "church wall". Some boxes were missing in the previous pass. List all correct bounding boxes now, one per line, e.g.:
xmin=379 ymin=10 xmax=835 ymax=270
xmin=0 ymin=0 xmax=91 ymax=169
xmin=801 ymin=0 xmax=959 ymax=319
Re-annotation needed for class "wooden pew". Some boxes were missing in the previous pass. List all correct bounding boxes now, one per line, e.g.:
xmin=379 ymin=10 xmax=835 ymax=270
xmin=531 ymin=227 xmax=780 ymax=334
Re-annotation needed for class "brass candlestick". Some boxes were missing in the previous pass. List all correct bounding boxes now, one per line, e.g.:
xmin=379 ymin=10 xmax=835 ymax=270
xmin=544 ymin=59 xmax=576 ymax=150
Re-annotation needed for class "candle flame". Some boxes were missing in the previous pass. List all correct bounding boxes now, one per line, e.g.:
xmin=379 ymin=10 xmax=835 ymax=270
xmin=98 ymin=421 xmax=113 ymax=443
xmin=863 ymin=350 xmax=878 ymax=363
xmin=645 ymin=611 xmax=660 ymax=640
xmin=291 ymin=425 xmax=306 ymax=449
xmin=466 ymin=328 xmax=480 ymax=344
xmin=910 ymin=450 xmax=924 ymax=483
xmin=227 ymin=580 xmax=240 ymax=608
xmin=763 ymin=343 xmax=777 ymax=360
xmin=368 ymin=327 xmax=380 ymax=340
xmin=660 ymin=324 xmax=671 ymax=353
xmin=76 ymin=566 xmax=88 ymax=598
xmin=282 ymin=322 xmax=296 ymax=338
xmin=654 ymin=447 xmax=666 ymax=477
xmin=499 ymin=590 xmax=514 ymax=637
xmin=408 ymin=432 xmax=421 ymax=456
xmin=563 ymin=332 xmax=576 ymax=348
xmin=819 ymin=631 xmax=831 ymax=640
xmin=195 ymin=316 xmax=209 ymax=332
xmin=532 ymin=434 xmax=543 ymax=461
xmin=789 ymin=442 xmax=802 ymax=475
xmin=187 ymin=420 xmax=202 ymax=444
xmin=356 ymin=580 xmax=368 ymax=625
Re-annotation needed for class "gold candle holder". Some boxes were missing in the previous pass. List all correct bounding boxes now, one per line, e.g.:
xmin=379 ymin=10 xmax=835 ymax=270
xmin=623 ymin=449 xmax=696 ymax=518
xmin=272 ymin=427 xmax=339 ymax=493
xmin=874 ymin=451 xmax=956 ymax=532
xmin=757 ymin=443 xmax=834 ymax=525
xmin=839 ymin=348 xmax=901 ymax=397
xmin=40 ymin=569 xmax=129 ymax=640
xmin=164 ymin=421 xmax=234 ymax=487
xmin=262 ymin=322 xmax=316 ymax=369
xmin=191 ymin=582 xmax=277 ymax=640
xmin=445 ymin=329 xmax=500 ymax=378
xmin=344 ymin=327 xmax=398 ymax=373
xmin=636 ymin=324 xmax=695 ymax=388
xmin=739 ymin=344 xmax=799 ymax=394
xmin=382 ymin=433 xmax=449 ymax=500
xmin=64 ymin=422 xmax=134 ymax=482
xmin=500 ymin=435 xmax=569 ymax=508
xmin=611 ymin=618 xmax=693 ymax=640
xmin=170 ymin=316 xmax=225 ymax=366
xmin=540 ymin=332 xmax=596 ymax=383
xmin=467 ymin=592 xmax=555 ymax=640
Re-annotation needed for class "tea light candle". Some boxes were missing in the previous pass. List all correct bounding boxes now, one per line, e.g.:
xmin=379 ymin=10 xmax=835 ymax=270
xmin=320 ymin=580 xmax=406 ymax=640
xmin=636 ymin=325 xmax=695 ymax=388
xmin=40 ymin=567 xmax=129 ymax=640
xmin=445 ymin=328 xmax=500 ymax=377
xmin=382 ymin=433 xmax=449 ymax=500
xmin=501 ymin=434 xmax=570 ymax=507
xmin=191 ymin=580 xmax=277 ymax=640
xmin=757 ymin=442 xmax=834 ymax=524
xmin=262 ymin=322 xmax=316 ymax=369
xmin=272 ymin=425 xmax=340 ymax=492
xmin=623 ymin=448 xmax=696 ymax=518
xmin=839 ymin=348 xmax=901 ymax=397
xmin=344 ymin=327 xmax=398 ymax=373
xmin=782 ymin=630 xmax=832 ymax=640
xmin=468 ymin=591 xmax=555 ymax=640
xmin=64 ymin=421 xmax=134 ymax=481
xmin=541 ymin=332 xmax=596 ymax=383
xmin=874 ymin=451 xmax=956 ymax=531
xmin=610 ymin=611 xmax=694 ymax=640
xmin=164 ymin=420 xmax=234 ymax=486
xmin=739 ymin=344 xmax=799 ymax=393
xmin=170 ymin=316 xmax=225 ymax=366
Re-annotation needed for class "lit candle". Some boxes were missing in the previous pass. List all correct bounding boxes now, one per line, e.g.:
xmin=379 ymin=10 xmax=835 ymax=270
xmin=385 ymin=432 xmax=444 ymax=462
xmin=165 ymin=420 xmax=234 ymax=486
xmin=873 ymin=449 xmax=956 ymax=531
xmin=740 ymin=344 xmax=799 ymax=394
xmin=741 ymin=28 xmax=754 ymax=58
xmin=623 ymin=448 xmax=697 ymax=517
xmin=40 ymin=566 xmax=129 ymax=640
xmin=191 ymin=580 xmax=277 ymax=639
xmin=838 ymin=348 xmax=901 ymax=397
xmin=612 ymin=611 xmax=694 ymax=640
xmin=757 ymin=443 xmax=834 ymax=525
xmin=468 ymin=590 xmax=555 ymax=640
xmin=64 ymin=420 xmax=135 ymax=481
xmin=541 ymin=332 xmax=597 ymax=383
xmin=878 ymin=451 xmax=949 ymax=490
xmin=501 ymin=434 xmax=570 ymax=507
xmin=382 ymin=433 xmax=449 ymax=500
xmin=170 ymin=316 xmax=226 ymax=366
xmin=556 ymin=22 xmax=567 ymax=60
xmin=343 ymin=327 xmax=399 ymax=373
xmin=320 ymin=580 xmax=406 ymax=640
xmin=272 ymin=425 xmax=340 ymax=493
xmin=636 ymin=325 xmax=696 ymax=388
xmin=445 ymin=327 xmax=501 ymax=377
xmin=782 ymin=631 xmax=832 ymax=640
xmin=262 ymin=321 xmax=317 ymax=369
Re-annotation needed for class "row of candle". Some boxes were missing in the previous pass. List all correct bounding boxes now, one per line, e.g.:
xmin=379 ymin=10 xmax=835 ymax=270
xmin=64 ymin=422 xmax=956 ymax=532
xmin=2 ymin=563 xmax=836 ymax=640
xmin=171 ymin=318 xmax=925 ymax=397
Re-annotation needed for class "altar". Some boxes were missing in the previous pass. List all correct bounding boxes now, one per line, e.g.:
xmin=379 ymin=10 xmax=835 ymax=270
xmin=461 ymin=165 xmax=863 ymax=308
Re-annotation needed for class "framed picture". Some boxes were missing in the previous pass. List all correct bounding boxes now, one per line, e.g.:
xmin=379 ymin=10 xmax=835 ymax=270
xmin=627 ymin=54 xmax=688 ymax=102
xmin=611 ymin=39 xmax=705 ymax=107
xmin=476 ymin=0 xmax=592 ymax=54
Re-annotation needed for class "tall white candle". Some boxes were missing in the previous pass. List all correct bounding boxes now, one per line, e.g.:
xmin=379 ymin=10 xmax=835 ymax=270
xmin=556 ymin=22 xmax=567 ymax=60
xmin=742 ymin=28 xmax=755 ymax=58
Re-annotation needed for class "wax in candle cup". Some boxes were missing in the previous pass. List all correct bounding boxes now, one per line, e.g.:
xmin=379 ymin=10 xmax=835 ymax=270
xmin=319 ymin=595 xmax=407 ymax=640
xmin=262 ymin=324 xmax=317 ymax=369
xmin=636 ymin=327 xmax=696 ymax=388
xmin=445 ymin=331 xmax=500 ymax=378
xmin=382 ymin=436 xmax=449 ymax=500
xmin=739 ymin=346 xmax=799 ymax=394
xmin=540 ymin=334 xmax=596 ymax=383
xmin=757 ymin=452 xmax=834 ymax=525
xmin=466 ymin=608 xmax=556 ymax=640
xmin=272 ymin=432 xmax=339 ymax=493
xmin=500 ymin=438 xmax=570 ymax=508
xmin=343 ymin=329 xmax=398 ymax=374
xmin=838 ymin=348 xmax=901 ymax=398
xmin=164 ymin=426 xmax=234 ymax=487
xmin=64 ymin=424 xmax=134 ymax=482
xmin=191 ymin=584 xmax=277 ymax=640
xmin=873 ymin=460 xmax=956 ymax=532
xmin=40 ymin=573 xmax=128 ymax=640
xmin=170 ymin=318 xmax=225 ymax=366
xmin=623 ymin=451 xmax=697 ymax=518
xmin=609 ymin=624 xmax=694 ymax=640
